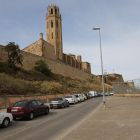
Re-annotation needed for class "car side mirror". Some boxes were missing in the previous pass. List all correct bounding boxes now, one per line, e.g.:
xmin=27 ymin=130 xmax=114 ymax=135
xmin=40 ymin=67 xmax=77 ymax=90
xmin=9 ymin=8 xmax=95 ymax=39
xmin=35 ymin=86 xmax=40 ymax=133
xmin=66 ymin=100 xmax=68 ymax=101
xmin=41 ymin=103 xmax=44 ymax=105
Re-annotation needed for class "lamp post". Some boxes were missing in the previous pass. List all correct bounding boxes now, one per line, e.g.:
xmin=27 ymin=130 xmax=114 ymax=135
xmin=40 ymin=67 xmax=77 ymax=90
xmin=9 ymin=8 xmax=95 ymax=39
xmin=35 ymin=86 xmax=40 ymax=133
xmin=93 ymin=27 xmax=105 ymax=108
xmin=104 ymin=70 xmax=109 ymax=96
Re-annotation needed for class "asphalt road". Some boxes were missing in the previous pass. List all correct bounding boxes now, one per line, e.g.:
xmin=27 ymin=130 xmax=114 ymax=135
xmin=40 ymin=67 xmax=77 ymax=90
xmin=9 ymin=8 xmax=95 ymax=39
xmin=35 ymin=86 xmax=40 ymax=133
xmin=0 ymin=97 xmax=102 ymax=140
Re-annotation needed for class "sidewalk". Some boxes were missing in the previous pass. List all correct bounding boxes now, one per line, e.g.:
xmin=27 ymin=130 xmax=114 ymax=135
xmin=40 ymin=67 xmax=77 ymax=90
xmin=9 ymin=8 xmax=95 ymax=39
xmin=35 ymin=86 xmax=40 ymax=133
xmin=64 ymin=96 xmax=140 ymax=140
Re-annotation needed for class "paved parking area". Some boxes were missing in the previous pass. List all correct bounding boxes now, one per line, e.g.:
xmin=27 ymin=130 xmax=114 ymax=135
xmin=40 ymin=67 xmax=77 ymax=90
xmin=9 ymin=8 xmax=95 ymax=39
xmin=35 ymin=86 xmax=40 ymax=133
xmin=63 ymin=96 xmax=140 ymax=140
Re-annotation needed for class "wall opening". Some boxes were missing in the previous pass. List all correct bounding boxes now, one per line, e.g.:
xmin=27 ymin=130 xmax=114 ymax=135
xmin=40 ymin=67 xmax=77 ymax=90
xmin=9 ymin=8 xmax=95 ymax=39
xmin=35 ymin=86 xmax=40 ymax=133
xmin=52 ymin=32 xmax=53 ymax=39
xmin=51 ymin=8 xmax=53 ymax=14
xmin=51 ymin=20 xmax=53 ymax=28
xmin=55 ymin=9 xmax=57 ymax=14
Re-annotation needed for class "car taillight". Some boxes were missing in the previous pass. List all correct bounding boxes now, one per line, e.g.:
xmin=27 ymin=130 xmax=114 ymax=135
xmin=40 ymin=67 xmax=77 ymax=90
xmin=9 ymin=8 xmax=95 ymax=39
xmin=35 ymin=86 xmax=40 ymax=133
xmin=18 ymin=107 xmax=24 ymax=113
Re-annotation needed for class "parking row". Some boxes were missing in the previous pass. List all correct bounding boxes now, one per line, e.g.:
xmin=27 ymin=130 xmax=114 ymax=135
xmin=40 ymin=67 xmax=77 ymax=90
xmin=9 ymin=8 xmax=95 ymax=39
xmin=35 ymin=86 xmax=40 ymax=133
xmin=0 ymin=92 xmax=109 ymax=128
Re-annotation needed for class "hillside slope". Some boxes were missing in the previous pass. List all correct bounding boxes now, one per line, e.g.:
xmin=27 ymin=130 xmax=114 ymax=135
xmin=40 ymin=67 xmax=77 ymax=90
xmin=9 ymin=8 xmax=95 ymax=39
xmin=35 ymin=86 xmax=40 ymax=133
xmin=0 ymin=62 xmax=113 ymax=95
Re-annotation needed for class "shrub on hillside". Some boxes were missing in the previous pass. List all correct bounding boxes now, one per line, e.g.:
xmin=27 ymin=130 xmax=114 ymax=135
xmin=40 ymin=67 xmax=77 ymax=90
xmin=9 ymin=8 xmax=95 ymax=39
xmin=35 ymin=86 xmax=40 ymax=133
xmin=33 ymin=60 xmax=51 ymax=76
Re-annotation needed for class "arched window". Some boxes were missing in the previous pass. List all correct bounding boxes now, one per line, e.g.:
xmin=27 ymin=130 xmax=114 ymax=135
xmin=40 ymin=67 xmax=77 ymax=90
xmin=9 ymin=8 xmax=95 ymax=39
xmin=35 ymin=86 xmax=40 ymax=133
xmin=55 ymin=9 xmax=57 ymax=14
xmin=56 ymin=20 xmax=58 ymax=28
xmin=52 ymin=32 xmax=53 ymax=39
xmin=51 ymin=20 xmax=53 ymax=28
xmin=51 ymin=8 xmax=53 ymax=14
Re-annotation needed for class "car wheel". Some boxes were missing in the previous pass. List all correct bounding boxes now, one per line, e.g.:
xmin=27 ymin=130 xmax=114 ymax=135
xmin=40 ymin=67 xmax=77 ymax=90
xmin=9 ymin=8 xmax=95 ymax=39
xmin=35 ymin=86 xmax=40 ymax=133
xmin=29 ymin=112 xmax=34 ymax=120
xmin=50 ymin=106 xmax=53 ymax=109
xmin=44 ymin=108 xmax=49 ymax=115
xmin=61 ymin=104 xmax=64 ymax=109
xmin=67 ymin=103 xmax=69 ymax=107
xmin=2 ymin=118 xmax=10 ymax=128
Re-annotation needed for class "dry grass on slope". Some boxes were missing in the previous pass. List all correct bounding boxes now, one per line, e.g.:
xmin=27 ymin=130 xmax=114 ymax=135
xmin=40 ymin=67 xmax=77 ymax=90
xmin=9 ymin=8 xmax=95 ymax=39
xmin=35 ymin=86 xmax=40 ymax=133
xmin=0 ymin=64 xmax=113 ymax=95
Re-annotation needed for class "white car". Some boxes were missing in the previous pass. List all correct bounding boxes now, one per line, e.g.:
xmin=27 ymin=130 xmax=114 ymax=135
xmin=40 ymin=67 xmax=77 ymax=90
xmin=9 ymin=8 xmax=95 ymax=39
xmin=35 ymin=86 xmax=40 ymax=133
xmin=0 ymin=112 xmax=13 ymax=128
xmin=65 ymin=95 xmax=78 ymax=104
xmin=74 ymin=94 xmax=85 ymax=102
xmin=110 ymin=92 xmax=114 ymax=95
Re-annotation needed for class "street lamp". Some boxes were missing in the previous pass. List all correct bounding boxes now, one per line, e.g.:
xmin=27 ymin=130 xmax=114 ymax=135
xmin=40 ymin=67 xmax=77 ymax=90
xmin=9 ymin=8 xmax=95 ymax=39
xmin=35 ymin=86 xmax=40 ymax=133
xmin=93 ymin=27 xmax=105 ymax=108
xmin=104 ymin=70 xmax=109 ymax=96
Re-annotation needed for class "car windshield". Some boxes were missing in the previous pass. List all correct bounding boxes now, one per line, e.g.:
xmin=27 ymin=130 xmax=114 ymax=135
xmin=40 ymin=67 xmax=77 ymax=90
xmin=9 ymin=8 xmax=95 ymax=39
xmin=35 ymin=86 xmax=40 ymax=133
xmin=14 ymin=101 xmax=28 ymax=107
xmin=65 ymin=96 xmax=72 ymax=98
xmin=53 ymin=98 xmax=62 ymax=101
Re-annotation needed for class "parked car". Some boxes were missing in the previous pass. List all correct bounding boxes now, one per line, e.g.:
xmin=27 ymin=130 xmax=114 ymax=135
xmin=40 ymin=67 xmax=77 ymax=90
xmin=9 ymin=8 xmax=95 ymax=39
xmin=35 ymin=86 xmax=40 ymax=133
xmin=110 ymin=92 xmax=114 ymax=95
xmin=0 ymin=112 xmax=13 ymax=128
xmin=89 ymin=91 xmax=97 ymax=97
xmin=74 ymin=94 xmax=84 ymax=102
xmin=7 ymin=100 xmax=49 ymax=120
xmin=97 ymin=92 xmax=101 ymax=96
xmin=105 ymin=92 xmax=109 ymax=96
xmin=84 ymin=93 xmax=90 ymax=99
xmin=50 ymin=97 xmax=69 ymax=109
xmin=88 ymin=93 xmax=92 ymax=98
xmin=65 ymin=95 xmax=78 ymax=104
xmin=82 ymin=94 xmax=87 ymax=100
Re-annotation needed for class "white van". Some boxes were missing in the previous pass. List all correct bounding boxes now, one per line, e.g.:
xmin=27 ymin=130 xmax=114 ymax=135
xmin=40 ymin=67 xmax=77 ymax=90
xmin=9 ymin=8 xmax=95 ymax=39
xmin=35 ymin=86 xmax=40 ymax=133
xmin=89 ymin=91 xmax=97 ymax=97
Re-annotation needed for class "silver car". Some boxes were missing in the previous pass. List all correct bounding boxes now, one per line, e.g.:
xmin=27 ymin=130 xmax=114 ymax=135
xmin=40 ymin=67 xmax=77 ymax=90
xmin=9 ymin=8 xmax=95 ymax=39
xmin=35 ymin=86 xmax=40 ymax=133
xmin=50 ymin=97 xmax=69 ymax=109
xmin=65 ymin=95 xmax=78 ymax=104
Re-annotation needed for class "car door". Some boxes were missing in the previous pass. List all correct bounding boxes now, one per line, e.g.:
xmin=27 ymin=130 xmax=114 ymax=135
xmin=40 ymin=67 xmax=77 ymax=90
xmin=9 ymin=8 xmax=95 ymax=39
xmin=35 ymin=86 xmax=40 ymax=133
xmin=36 ymin=100 xmax=45 ymax=114
xmin=30 ymin=100 xmax=39 ymax=115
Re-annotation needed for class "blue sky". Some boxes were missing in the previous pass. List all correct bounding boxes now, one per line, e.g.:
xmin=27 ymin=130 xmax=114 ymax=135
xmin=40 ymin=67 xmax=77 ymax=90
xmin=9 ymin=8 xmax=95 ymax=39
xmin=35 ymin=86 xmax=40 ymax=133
xmin=0 ymin=0 xmax=140 ymax=82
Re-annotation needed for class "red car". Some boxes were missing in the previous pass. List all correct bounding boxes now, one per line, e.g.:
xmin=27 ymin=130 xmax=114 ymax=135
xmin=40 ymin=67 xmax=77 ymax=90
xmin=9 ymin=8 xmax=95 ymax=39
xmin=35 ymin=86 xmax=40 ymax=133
xmin=7 ymin=100 xmax=49 ymax=120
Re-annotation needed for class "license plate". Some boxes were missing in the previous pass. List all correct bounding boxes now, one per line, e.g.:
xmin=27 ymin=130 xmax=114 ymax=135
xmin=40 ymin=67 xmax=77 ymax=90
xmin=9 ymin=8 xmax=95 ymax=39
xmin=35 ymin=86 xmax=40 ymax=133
xmin=11 ymin=109 xmax=18 ymax=112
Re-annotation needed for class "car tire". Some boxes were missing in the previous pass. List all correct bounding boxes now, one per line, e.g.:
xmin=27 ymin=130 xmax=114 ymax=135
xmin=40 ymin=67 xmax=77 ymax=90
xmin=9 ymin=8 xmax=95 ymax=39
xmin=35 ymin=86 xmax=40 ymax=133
xmin=44 ymin=108 xmax=49 ymax=115
xmin=2 ymin=118 xmax=10 ymax=128
xmin=29 ymin=112 xmax=34 ymax=120
xmin=50 ymin=106 xmax=53 ymax=109
xmin=67 ymin=103 xmax=69 ymax=107
xmin=61 ymin=104 xmax=64 ymax=109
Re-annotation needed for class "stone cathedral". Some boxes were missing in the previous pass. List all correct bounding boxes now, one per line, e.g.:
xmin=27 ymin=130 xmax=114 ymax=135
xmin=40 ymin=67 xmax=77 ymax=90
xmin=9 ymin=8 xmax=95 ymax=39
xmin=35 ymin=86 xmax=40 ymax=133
xmin=22 ymin=5 xmax=91 ymax=74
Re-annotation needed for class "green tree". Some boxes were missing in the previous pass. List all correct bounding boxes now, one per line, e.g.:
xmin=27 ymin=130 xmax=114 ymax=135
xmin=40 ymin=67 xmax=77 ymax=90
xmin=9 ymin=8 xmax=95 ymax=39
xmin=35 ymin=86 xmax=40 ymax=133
xmin=2 ymin=42 xmax=23 ymax=68
xmin=33 ymin=60 xmax=51 ymax=76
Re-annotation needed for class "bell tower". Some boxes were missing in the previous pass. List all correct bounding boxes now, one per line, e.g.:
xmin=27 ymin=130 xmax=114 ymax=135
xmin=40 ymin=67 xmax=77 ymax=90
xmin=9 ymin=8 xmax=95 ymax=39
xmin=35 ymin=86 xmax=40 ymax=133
xmin=46 ymin=5 xmax=63 ymax=60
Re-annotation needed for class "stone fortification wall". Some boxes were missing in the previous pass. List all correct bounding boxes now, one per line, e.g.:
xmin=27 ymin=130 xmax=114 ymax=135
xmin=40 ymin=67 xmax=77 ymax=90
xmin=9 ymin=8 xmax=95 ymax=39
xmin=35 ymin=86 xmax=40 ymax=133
xmin=0 ymin=46 xmax=95 ymax=79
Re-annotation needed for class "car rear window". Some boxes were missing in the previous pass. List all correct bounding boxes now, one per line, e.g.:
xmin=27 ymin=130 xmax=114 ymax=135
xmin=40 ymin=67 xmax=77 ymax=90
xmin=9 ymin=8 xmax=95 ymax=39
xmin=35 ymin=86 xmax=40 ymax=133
xmin=53 ymin=98 xmax=62 ymax=101
xmin=14 ymin=101 xmax=28 ymax=107
xmin=75 ymin=95 xmax=78 ymax=97
xmin=65 ymin=96 xmax=72 ymax=98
